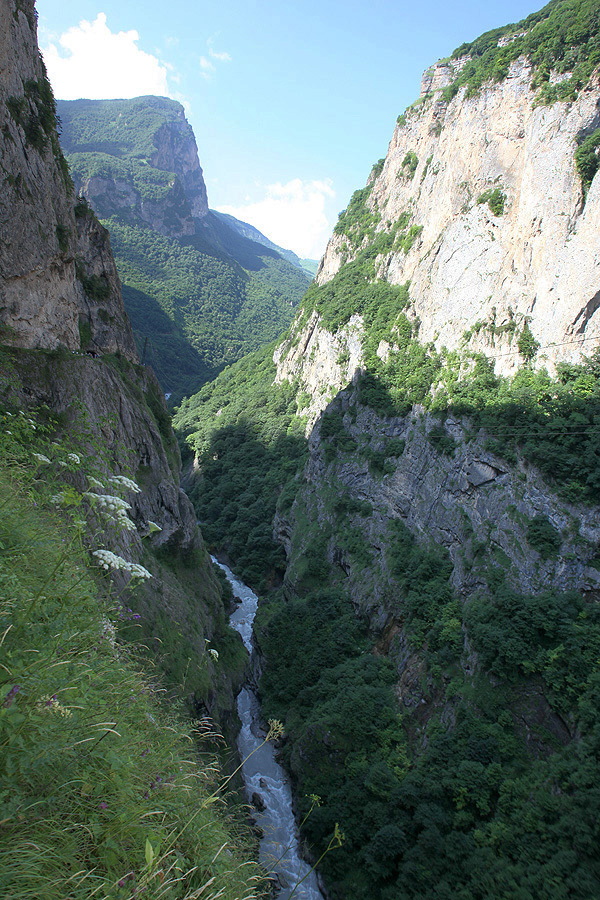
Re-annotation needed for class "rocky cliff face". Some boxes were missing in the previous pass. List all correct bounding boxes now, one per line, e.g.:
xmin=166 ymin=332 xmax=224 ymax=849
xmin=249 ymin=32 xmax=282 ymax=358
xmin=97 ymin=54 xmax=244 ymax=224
xmin=0 ymin=4 xmax=137 ymax=359
xmin=0 ymin=0 xmax=238 ymax=721
xmin=149 ymin=114 xmax=209 ymax=220
xmin=317 ymin=58 xmax=600 ymax=376
xmin=58 ymin=97 xmax=209 ymax=239
xmin=277 ymin=395 xmax=600 ymax=620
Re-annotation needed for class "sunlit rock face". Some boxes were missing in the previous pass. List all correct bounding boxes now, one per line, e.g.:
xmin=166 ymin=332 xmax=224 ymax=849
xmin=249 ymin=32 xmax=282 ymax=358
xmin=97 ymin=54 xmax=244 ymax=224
xmin=317 ymin=58 xmax=600 ymax=376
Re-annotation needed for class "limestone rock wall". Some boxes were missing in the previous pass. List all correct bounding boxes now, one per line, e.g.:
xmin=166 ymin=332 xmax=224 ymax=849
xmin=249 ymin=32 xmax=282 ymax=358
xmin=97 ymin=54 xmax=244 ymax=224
xmin=150 ymin=117 xmax=209 ymax=220
xmin=0 ymin=0 xmax=137 ymax=360
xmin=317 ymin=59 xmax=600 ymax=375
xmin=61 ymin=97 xmax=209 ymax=239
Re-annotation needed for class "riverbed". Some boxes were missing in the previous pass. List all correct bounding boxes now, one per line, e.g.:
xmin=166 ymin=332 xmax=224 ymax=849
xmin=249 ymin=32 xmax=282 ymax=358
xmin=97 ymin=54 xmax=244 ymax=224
xmin=213 ymin=559 xmax=324 ymax=900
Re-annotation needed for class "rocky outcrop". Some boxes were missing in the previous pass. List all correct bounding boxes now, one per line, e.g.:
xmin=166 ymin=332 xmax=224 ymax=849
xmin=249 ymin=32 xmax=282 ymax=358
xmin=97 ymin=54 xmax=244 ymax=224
xmin=420 ymin=55 xmax=469 ymax=97
xmin=298 ymin=399 xmax=600 ymax=605
xmin=0 ymin=1 xmax=137 ymax=359
xmin=317 ymin=58 xmax=600 ymax=375
xmin=58 ymin=96 xmax=209 ymax=239
xmin=150 ymin=115 xmax=209 ymax=220
xmin=274 ymin=311 xmax=364 ymax=429
xmin=79 ymin=171 xmax=196 ymax=237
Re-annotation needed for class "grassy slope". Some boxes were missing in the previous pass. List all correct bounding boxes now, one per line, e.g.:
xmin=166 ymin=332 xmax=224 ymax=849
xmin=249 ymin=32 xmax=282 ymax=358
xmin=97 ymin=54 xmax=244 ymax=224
xmin=0 ymin=428 xmax=265 ymax=900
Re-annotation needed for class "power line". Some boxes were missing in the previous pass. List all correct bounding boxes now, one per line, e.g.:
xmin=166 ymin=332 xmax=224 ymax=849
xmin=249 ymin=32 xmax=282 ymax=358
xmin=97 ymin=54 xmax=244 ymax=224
xmin=461 ymin=333 xmax=600 ymax=361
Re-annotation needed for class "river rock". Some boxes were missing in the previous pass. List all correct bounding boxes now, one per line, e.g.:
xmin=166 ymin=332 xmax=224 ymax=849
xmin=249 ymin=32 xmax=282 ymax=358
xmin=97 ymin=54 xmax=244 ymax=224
xmin=251 ymin=791 xmax=266 ymax=812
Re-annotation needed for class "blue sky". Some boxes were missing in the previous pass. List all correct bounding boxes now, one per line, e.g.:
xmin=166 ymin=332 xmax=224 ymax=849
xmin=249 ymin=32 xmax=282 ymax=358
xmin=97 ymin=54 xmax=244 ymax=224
xmin=37 ymin=0 xmax=544 ymax=258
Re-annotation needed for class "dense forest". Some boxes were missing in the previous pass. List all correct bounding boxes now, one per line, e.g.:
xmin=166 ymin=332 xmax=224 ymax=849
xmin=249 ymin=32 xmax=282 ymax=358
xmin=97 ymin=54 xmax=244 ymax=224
xmin=175 ymin=301 xmax=600 ymax=900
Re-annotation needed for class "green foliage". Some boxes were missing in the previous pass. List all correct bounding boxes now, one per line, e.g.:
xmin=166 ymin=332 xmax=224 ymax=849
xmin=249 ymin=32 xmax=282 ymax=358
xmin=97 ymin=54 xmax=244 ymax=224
xmin=7 ymin=76 xmax=57 ymax=153
xmin=371 ymin=158 xmax=386 ymax=179
xmin=421 ymin=154 xmax=433 ymax=182
xmin=333 ymin=183 xmax=380 ymax=250
xmin=436 ymin=353 xmax=600 ymax=504
xmin=255 ymin=586 xmax=407 ymax=898
xmin=526 ymin=514 xmax=562 ymax=558
xmin=55 ymin=223 xmax=70 ymax=253
xmin=517 ymin=320 xmax=540 ymax=362
xmin=427 ymin=423 xmax=458 ymax=456
xmin=103 ymin=216 xmax=309 ymax=398
xmin=174 ymin=347 xmax=307 ymax=589
xmin=77 ymin=262 xmax=111 ymax=303
xmin=466 ymin=585 xmax=600 ymax=706
xmin=0 ymin=457 xmax=264 ymax=900
xmin=477 ymin=187 xmax=506 ymax=215
xmin=57 ymin=98 xmax=310 ymax=399
xmin=302 ymin=257 xmax=410 ymax=334
xmin=575 ymin=126 xmax=600 ymax=194
xmin=446 ymin=0 xmax=600 ymax=103
xmin=400 ymin=150 xmax=419 ymax=179
xmin=386 ymin=518 xmax=455 ymax=649
xmin=78 ymin=316 xmax=92 ymax=349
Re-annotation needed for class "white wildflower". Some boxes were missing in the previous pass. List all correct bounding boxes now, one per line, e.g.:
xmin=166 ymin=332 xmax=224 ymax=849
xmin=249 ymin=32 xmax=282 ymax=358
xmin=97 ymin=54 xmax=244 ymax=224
xmin=109 ymin=475 xmax=141 ymax=494
xmin=92 ymin=549 xmax=125 ymax=570
xmin=32 ymin=453 xmax=51 ymax=466
xmin=87 ymin=476 xmax=105 ymax=491
xmin=147 ymin=520 xmax=162 ymax=534
xmin=129 ymin=563 xmax=152 ymax=580
xmin=91 ymin=549 xmax=152 ymax=580
xmin=116 ymin=508 xmax=137 ymax=531
xmin=89 ymin=494 xmax=132 ymax=513
xmin=208 ymin=648 xmax=219 ymax=661
xmin=68 ymin=453 xmax=81 ymax=465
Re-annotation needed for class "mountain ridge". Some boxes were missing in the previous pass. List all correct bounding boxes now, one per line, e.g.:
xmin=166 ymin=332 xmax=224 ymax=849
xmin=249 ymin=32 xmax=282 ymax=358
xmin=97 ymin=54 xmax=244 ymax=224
xmin=57 ymin=96 xmax=311 ymax=399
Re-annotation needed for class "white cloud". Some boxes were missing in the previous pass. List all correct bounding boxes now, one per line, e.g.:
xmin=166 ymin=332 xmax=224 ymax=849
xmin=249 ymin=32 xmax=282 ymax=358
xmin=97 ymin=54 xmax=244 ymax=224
xmin=207 ymin=36 xmax=231 ymax=63
xmin=41 ymin=13 xmax=172 ymax=100
xmin=217 ymin=179 xmax=335 ymax=259
xmin=199 ymin=56 xmax=216 ymax=79
xmin=209 ymin=48 xmax=231 ymax=62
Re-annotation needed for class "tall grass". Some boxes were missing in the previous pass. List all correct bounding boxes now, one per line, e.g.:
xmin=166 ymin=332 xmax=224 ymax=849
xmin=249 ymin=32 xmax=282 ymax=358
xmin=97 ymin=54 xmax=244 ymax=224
xmin=0 ymin=456 xmax=266 ymax=899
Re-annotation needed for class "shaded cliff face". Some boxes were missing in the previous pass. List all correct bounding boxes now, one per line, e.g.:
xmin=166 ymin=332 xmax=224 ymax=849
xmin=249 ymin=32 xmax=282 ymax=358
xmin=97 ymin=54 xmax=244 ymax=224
xmin=317 ymin=59 xmax=600 ymax=375
xmin=0 ymin=0 xmax=240 ymax=720
xmin=58 ymin=97 xmax=208 ymax=238
xmin=0 ymin=3 xmax=137 ymax=360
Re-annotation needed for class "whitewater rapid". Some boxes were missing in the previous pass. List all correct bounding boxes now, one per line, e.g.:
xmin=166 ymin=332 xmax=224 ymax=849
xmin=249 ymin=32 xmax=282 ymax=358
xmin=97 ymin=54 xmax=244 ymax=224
xmin=212 ymin=559 xmax=324 ymax=900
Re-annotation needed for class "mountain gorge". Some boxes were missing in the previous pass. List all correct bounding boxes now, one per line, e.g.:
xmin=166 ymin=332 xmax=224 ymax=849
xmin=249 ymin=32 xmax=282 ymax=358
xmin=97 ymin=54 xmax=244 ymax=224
xmin=57 ymin=96 xmax=312 ymax=400
xmin=3 ymin=0 xmax=600 ymax=897
xmin=176 ymin=1 xmax=600 ymax=897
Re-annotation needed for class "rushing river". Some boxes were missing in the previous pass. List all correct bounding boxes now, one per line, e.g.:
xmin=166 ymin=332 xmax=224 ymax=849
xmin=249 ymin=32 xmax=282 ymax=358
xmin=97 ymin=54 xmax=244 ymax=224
xmin=212 ymin=559 xmax=324 ymax=900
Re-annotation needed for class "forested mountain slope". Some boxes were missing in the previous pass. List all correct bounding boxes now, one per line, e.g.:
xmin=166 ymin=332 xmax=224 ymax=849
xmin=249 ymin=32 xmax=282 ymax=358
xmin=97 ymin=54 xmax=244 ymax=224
xmin=58 ymin=97 xmax=311 ymax=400
xmin=0 ymin=2 xmax=264 ymax=895
xmin=175 ymin=1 xmax=600 ymax=897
